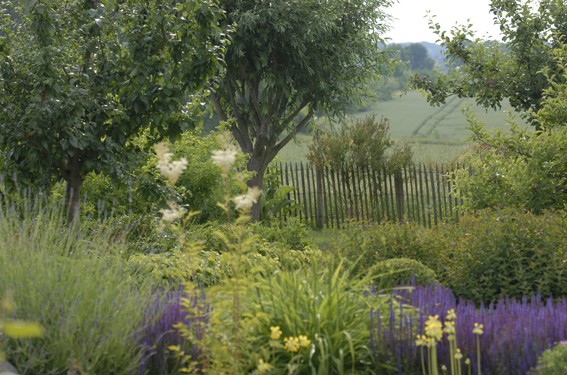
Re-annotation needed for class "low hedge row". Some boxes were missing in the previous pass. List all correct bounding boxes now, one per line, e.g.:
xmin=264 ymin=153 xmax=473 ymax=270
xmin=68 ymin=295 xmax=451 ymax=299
xmin=336 ymin=209 xmax=567 ymax=304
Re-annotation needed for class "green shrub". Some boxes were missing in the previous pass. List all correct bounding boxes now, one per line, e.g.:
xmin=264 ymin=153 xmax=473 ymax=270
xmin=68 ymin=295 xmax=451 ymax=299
xmin=533 ymin=342 xmax=567 ymax=375
xmin=127 ymin=236 xmax=323 ymax=288
xmin=452 ymin=108 xmax=567 ymax=214
xmin=250 ymin=218 xmax=310 ymax=251
xmin=443 ymin=209 xmax=567 ymax=304
xmin=369 ymin=258 xmax=437 ymax=289
xmin=334 ymin=221 xmax=450 ymax=277
xmin=0 ymin=199 xmax=155 ymax=374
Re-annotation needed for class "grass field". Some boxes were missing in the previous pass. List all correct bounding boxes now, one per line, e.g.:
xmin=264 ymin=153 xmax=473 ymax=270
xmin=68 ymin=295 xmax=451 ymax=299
xmin=278 ymin=91 xmax=527 ymax=164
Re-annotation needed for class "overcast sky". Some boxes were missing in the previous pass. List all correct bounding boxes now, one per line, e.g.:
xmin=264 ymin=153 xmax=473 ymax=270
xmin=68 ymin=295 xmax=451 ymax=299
xmin=385 ymin=0 xmax=503 ymax=44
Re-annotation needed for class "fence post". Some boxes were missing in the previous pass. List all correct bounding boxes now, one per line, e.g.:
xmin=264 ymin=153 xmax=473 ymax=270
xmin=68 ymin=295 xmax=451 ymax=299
xmin=315 ymin=166 xmax=324 ymax=229
xmin=394 ymin=170 xmax=405 ymax=223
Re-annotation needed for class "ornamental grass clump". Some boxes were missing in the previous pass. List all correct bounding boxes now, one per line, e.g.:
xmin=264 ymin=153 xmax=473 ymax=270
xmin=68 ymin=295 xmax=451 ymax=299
xmin=371 ymin=283 xmax=567 ymax=375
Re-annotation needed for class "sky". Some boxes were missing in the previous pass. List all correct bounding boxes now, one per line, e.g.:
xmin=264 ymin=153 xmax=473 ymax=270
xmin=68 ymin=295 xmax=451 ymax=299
xmin=385 ymin=0 xmax=503 ymax=44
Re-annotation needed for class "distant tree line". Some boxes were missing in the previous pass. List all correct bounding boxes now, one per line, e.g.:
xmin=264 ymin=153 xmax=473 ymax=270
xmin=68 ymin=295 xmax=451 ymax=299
xmin=362 ymin=42 xmax=437 ymax=104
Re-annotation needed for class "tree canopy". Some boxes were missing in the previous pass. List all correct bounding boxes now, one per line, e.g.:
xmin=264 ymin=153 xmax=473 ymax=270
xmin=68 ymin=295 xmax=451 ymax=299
xmin=412 ymin=0 xmax=567 ymax=127
xmin=211 ymin=0 xmax=394 ymax=220
xmin=0 ymin=0 xmax=226 ymax=224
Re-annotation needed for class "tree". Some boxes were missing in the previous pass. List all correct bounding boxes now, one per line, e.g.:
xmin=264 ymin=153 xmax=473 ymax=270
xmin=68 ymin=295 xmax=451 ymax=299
xmin=451 ymin=42 xmax=567 ymax=213
xmin=0 ymin=0 xmax=226 ymax=225
xmin=411 ymin=0 xmax=567 ymax=127
xmin=394 ymin=43 xmax=435 ymax=72
xmin=210 ymin=0 xmax=394 ymax=220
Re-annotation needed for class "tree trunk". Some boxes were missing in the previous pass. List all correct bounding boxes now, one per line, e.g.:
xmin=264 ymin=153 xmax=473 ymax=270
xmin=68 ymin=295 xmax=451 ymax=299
xmin=247 ymin=155 xmax=268 ymax=222
xmin=64 ymin=156 xmax=82 ymax=228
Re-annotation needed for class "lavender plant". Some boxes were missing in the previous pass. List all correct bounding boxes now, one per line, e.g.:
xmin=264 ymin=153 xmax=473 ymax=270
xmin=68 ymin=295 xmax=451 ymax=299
xmin=137 ymin=287 xmax=209 ymax=375
xmin=371 ymin=283 xmax=567 ymax=375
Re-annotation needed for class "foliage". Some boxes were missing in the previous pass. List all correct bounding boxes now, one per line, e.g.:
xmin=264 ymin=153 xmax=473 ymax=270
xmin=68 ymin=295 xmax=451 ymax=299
xmin=370 ymin=258 xmax=437 ymax=289
xmin=0 ymin=0 xmax=226 ymax=223
xmin=411 ymin=0 xmax=567 ymax=127
xmin=138 ymin=287 xmax=209 ymax=375
xmin=449 ymin=43 xmax=567 ymax=213
xmin=372 ymin=283 xmax=567 ymax=375
xmin=334 ymin=210 xmax=567 ymax=305
xmin=307 ymin=116 xmax=413 ymax=171
xmin=533 ymin=342 xmax=567 ymax=375
xmin=0 ymin=198 xmax=155 ymax=374
xmin=211 ymin=0 xmax=395 ymax=219
xmin=249 ymin=261 xmax=386 ymax=374
xmin=168 ymin=130 xmax=226 ymax=222
xmin=334 ymin=221 xmax=450 ymax=278
xmin=259 ymin=167 xmax=299 ymax=223
xmin=442 ymin=210 xmax=567 ymax=305
xmin=451 ymin=113 xmax=567 ymax=213
xmin=250 ymin=218 xmax=309 ymax=251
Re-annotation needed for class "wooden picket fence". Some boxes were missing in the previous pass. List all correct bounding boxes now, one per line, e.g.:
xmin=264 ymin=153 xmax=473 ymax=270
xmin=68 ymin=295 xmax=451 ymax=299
xmin=268 ymin=162 xmax=465 ymax=228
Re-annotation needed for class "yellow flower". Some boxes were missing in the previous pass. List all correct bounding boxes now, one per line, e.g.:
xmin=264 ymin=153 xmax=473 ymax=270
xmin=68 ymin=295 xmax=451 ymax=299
xmin=446 ymin=309 xmax=457 ymax=321
xmin=444 ymin=320 xmax=456 ymax=339
xmin=473 ymin=323 xmax=484 ymax=335
xmin=454 ymin=348 xmax=463 ymax=360
xmin=425 ymin=315 xmax=443 ymax=342
xmin=298 ymin=335 xmax=311 ymax=348
xmin=415 ymin=334 xmax=427 ymax=347
xmin=256 ymin=359 xmax=273 ymax=374
xmin=270 ymin=326 xmax=282 ymax=340
xmin=284 ymin=337 xmax=300 ymax=352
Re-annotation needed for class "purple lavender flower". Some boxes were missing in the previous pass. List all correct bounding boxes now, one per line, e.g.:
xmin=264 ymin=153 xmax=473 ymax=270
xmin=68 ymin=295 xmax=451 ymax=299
xmin=137 ymin=287 xmax=209 ymax=375
xmin=371 ymin=283 xmax=567 ymax=375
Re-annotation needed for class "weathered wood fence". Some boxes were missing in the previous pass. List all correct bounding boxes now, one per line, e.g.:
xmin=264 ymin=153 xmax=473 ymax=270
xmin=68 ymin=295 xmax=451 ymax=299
xmin=268 ymin=162 xmax=464 ymax=228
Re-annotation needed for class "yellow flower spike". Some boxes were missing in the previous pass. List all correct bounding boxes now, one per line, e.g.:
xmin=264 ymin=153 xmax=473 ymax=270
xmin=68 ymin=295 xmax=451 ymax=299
xmin=454 ymin=348 xmax=463 ymax=360
xmin=257 ymin=359 xmax=273 ymax=374
xmin=444 ymin=320 xmax=456 ymax=336
xmin=284 ymin=337 xmax=300 ymax=352
xmin=270 ymin=326 xmax=282 ymax=340
xmin=415 ymin=334 xmax=427 ymax=347
xmin=298 ymin=335 xmax=311 ymax=348
xmin=446 ymin=309 xmax=457 ymax=321
xmin=473 ymin=323 xmax=484 ymax=335
xmin=425 ymin=315 xmax=443 ymax=342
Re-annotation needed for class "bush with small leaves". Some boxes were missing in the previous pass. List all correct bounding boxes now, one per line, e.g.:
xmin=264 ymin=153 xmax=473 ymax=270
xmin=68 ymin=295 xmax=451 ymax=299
xmin=443 ymin=209 xmax=567 ymax=304
xmin=533 ymin=342 xmax=567 ymax=375
xmin=370 ymin=258 xmax=437 ymax=289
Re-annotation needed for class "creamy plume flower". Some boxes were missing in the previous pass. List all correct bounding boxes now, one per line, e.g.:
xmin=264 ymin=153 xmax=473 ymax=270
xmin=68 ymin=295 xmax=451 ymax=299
xmin=159 ymin=201 xmax=187 ymax=222
xmin=233 ymin=186 xmax=262 ymax=211
xmin=155 ymin=142 xmax=188 ymax=186
xmin=211 ymin=147 xmax=238 ymax=171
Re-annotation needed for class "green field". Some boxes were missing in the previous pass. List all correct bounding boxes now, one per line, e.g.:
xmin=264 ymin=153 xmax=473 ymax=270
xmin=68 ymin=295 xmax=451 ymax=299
xmin=278 ymin=91 xmax=527 ymax=164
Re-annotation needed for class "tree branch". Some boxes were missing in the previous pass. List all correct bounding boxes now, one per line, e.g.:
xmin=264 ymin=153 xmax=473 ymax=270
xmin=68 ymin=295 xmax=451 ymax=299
xmin=210 ymin=92 xmax=228 ymax=121
xmin=273 ymin=105 xmax=314 ymax=156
